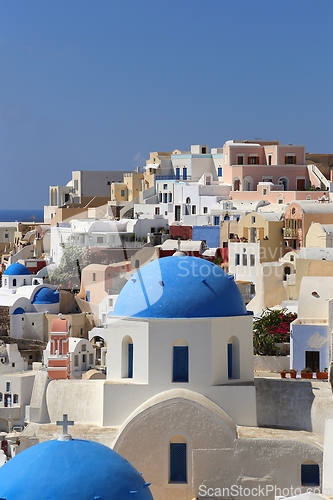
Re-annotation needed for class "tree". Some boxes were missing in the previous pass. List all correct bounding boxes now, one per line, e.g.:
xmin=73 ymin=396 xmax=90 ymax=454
xmin=48 ymin=245 xmax=93 ymax=288
xmin=253 ymin=308 xmax=297 ymax=356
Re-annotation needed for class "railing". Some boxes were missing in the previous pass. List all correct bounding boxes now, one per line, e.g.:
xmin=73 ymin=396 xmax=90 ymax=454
xmin=156 ymin=175 xmax=192 ymax=181
xmin=283 ymin=228 xmax=298 ymax=238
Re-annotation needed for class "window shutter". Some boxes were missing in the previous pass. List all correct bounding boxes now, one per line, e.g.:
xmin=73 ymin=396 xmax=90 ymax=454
xmin=128 ymin=343 xmax=133 ymax=378
xmin=285 ymin=156 xmax=288 ymax=164
xmin=258 ymin=227 xmax=264 ymax=240
xmin=228 ymin=343 xmax=233 ymax=379
xmin=301 ymin=464 xmax=319 ymax=486
xmin=243 ymin=227 xmax=249 ymax=240
xmin=170 ymin=443 xmax=187 ymax=482
xmin=173 ymin=346 xmax=188 ymax=382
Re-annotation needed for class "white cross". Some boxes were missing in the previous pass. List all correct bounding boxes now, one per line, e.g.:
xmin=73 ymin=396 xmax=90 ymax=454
xmin=56 ymin=414 xmax=74 ymax=435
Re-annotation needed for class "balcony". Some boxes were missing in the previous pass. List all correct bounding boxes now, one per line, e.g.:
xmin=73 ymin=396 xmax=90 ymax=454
xmin=156 ymin=175 xmax=192 ymax=181
xmin=283 ymin=228 xmax=298 ymax=238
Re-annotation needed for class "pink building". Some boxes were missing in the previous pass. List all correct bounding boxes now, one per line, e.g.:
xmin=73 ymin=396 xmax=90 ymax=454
xmin=222 ymin=140 xmax=316 ymax=193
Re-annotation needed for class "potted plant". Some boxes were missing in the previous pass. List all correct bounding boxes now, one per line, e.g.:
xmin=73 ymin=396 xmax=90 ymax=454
xmin=316 ymin=367 xmax=328 ymax=380
xmin=301 ymin=367 xmax=313 ymax=379
xmin=290 ymin=369 xmax=297 ymax=379
xmin=280 ymin=369 xmax=287 ymax=378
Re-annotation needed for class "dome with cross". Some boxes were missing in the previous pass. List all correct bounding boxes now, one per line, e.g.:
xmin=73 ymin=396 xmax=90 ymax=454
xmin=0 ymin=415 xmax=154 ymax=500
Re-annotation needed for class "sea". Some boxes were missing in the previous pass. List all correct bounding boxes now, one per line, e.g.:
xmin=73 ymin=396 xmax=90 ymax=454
xmin=0 ymin=209 xmax=44 ymax=223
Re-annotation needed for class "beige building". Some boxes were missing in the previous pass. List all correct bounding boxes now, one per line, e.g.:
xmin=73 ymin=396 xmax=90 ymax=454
xmin=305 ymin=223 xmax=333 ymax=247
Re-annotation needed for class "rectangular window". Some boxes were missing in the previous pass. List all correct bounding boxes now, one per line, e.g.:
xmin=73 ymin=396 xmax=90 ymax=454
xmin=170 ymin=443 xmax=187 ymax=482
xmin=285 ymin=156 xmax=296 ymax=164
xmin=92 ymin=273 xmax=96 ymax=282
xmin=235 ymin=254 xmax=240 ymax=266
xmin=163 ymin=184 xmax=168 ymax=190
xmin=120 ymin=189 xmax=125 ymax=197
xmin=13 ymin=394 xmax=18 ymax=404
xmin=164 ymin=193 xmax=168 ymax=203
xmin=252 ymin=216 xmax=256 ymax=224
xmin=6 ymin=382 xmax=10 ymax=393
xmin=268 ymin=154 xmax=272 ymax=165
xmin=202 ymin=147 xmax=206 ymax=154
xmin=192 ymin=205 xmax=196 ymax=215
xmin=242 ymin=254 xmax=248 ymax=266
xmin=82 ymin=354 xmax=86 ymax=363
xmin=159 ymin=193 xmax=162 ymax=202
xmin=97 ymin=237 xmax=103 ymax=244
xmin=128 ymin=343 xmax=133 ymax=378
xmin=89 ymin=354 xmax=93 ymax=365
xmin=214 ymin=216 xmax=220 ymax=226
xmin=155 ymin=207 xmax=160 ymax=215
xmin=218 ymin=167 xmax=222 ymax=177
xmin=301 ymin=464 xmax=319 ymax=486
xmin=82 ymin=344 xmax=86 ymax=351
xmin=237 ymin=156 xmax=244 ymax=165
xmin=75 ymin=355 xmax=78 ymax=367
xmin=203 ymin=207 xmax=208 ymax=214
xmin=173 ymin=346 xmax=188 ymax=382
xmin=176 ymin=167 xmax=180 ymax=180
xmin=109 ymin=298 xmax=113 ymax=307
xmin=168 ymin=192 xmax=172 ymax=202
xmin=250 ymin=255 xmax=255 ymax=266
xmin=248 ymin=156 xmax=259 ymax=164
xmin=183 ymin=168 xmax=187 ymax=180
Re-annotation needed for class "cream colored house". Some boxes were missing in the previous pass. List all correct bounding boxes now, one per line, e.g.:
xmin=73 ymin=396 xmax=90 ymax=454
xmin=305 ymin=223 xmax=333 ymax=247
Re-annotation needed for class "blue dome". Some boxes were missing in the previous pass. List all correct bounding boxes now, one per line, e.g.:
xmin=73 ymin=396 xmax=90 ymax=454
xmin=32 ymin=287 xmax=59 ymax=304
xmin=0 ymin=439 xmax=153 ymax=500
xmin=4 ymin=263 xmax=31 ymax=276
xmin=113 ymin=256 xmax=247 ymax=319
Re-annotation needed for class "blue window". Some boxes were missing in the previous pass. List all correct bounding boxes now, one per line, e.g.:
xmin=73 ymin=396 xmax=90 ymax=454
xmin=169 ymin=192 xmax=172 ymax=202
xmin=183 ymin=168 xmax=187 ymax=180
xmin=228 ymin=343 xmax=233 ymax=379
xmin=173 ymin=346 xmax=188 ymax=382
xmin=301 ymin=464 xmax=319 ymax=486
xmin=164 ymin=193 xmax=168 ymax=203
xmin=6 ymin=382 xmax=10 ymax=393
xmin=128 ymin=343 xmax=133 ymax=378
xmin=176 ymin=168 xmax=180 ymax=180
xmin=214 ymin=216 xmax=220 ymax=226
xmin=86 ymin=291 xmax=90 ymax=302
xmin=170 ymin=443 xmax=187 ymax=482
xmin=218 ymin=167 xmax=222 ymax=177
xmin=159 ymin=193 xmax=162 ymax=202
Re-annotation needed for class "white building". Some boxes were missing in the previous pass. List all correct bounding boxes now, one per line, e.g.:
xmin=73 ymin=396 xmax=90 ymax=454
xmin=44 ymin=337 xmax=96 ymax=378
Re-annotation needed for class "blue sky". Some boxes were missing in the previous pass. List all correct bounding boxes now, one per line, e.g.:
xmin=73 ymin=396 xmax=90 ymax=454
xmin=1 ymin=0 xmax=332 ymax=209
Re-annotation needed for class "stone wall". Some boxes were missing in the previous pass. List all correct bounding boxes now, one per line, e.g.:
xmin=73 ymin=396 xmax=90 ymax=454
xmin=0 ymin=307 xmax=9 ymax=336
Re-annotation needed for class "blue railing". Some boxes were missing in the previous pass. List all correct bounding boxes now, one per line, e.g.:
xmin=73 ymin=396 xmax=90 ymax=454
xmin=156 ymin=175 xmax=191 ymax=181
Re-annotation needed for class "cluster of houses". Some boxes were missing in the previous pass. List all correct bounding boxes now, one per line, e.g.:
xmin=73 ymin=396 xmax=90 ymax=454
xmin=0 ymin=139 xmax=333 ymax=499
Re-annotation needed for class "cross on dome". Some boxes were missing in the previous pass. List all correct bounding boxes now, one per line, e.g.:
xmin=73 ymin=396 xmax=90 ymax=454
xmin=56 ymin=414 xmax=74 ymax=440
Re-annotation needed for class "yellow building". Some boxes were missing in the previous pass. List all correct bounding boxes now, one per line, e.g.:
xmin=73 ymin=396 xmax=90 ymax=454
xmin=305 ymin=222 xmax=333 ymax=247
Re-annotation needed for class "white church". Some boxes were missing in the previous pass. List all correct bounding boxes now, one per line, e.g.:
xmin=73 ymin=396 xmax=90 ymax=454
xmin=22 ymin=255 xmax=323 ymax=500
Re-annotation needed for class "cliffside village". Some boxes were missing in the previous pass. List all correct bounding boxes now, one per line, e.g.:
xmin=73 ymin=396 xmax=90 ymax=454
xmin=1 ymin=139 xmax=333 ymax=500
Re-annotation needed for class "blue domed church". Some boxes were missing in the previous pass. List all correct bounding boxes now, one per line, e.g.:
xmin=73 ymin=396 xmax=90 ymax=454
xmin=25 ymin=255 xmax=323 ymax=500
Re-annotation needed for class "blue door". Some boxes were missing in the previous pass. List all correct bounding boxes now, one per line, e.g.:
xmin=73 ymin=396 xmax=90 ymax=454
xmin=228 ymin=343 xmax=233 ymax=379
xmin=176 ymin=168 xmax=180 ymax=180
xmin=173 ymin=346 xmax=188 ymax=382
xmin=170 ymin=443 xmax=187 ymax=482
xmin=183 ymin=168 xmax=187 ymax=180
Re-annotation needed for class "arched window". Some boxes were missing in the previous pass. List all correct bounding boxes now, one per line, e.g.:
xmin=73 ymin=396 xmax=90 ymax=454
xmin=122 ymin=336 xmax=133 ymax=378
xmin=233 ymin=178 xmax=241 ymax=191
xmin=227 ymin=336 xmax=240 ymax=379
xmin=243 ymin=176 xmax=253 ymax=191
xmin=301 ymin=462 xmax=320 ymax=486
xmin=169 ymin=435 xmax=187 ymax=483
xmin=283 ymin=266 xmax=291 ymax=281
xmin=186 ymin=197 xmax=191 ymax=204
xmin=12 ymin=279 xmax=17 ymax=287
xmin=172 ymin=340 xmax=188 ymax=383
xmin=278 ymin=177 xmax=289 ymax=191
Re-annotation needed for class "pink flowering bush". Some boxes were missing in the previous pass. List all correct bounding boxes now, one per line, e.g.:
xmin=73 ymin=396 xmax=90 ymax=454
xmin=253 ymin=308 xmax=297 ymax=356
